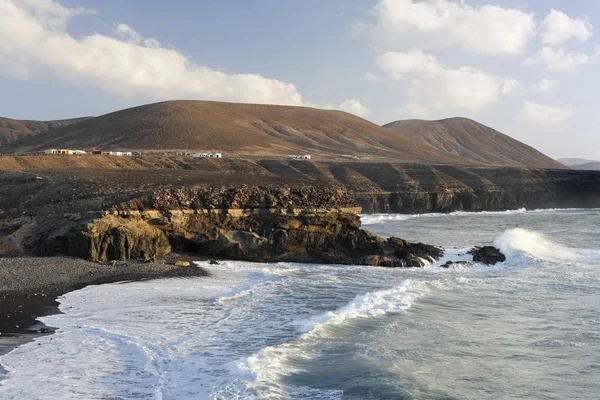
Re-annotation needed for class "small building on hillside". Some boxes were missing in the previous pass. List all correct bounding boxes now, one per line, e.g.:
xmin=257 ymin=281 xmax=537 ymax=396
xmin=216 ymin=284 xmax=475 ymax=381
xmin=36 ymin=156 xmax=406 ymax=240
xmin=44 ymin=149 xmax=86 ymax=155
xmin=108 ymin=151 xmax=132 ymax=156
xmin=91 ymin=150 xmax=105 ymax=155
xmin=176 ymin=151 xmax=193 ymax=156
xmin=286 ymin=154 xmax=311 ymax=160
xmin=192 ymin=152 xmax=223 ymax=158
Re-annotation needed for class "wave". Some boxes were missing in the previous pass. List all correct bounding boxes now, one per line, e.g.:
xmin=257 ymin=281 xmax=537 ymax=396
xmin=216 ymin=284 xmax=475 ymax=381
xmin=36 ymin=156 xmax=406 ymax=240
xmin=228 ymin=279 xmax=437 ymax=397
xmin=493 ymin=228 xmax=577 ymax=262
xmin=294 ymin=279 xmax=431 ymax=333
xmin=360 ymin=207 xmax=599 ymax=224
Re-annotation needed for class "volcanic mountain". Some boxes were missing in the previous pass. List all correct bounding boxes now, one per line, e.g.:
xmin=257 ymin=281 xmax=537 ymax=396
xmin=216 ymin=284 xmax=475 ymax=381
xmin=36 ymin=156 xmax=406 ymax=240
xmin=2 ymin=100 xmax=565 ymax=168
xmin=0 ymin=117 xmax=90 ymax=147
xmin=383 ymin=117 xmax=565 ymax=169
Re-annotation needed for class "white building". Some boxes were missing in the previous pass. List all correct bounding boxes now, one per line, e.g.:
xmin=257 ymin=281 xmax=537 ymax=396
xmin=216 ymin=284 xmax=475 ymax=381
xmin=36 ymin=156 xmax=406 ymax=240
xmin=286 ymin=154 xmax=311 ymax=160
xmin=43 ymin=149 xmax=86 ymax=155
xmin=192 ymin=153 xmax=223 ymax=158
xmin=108 ymin=151 xmax=132 ymax=156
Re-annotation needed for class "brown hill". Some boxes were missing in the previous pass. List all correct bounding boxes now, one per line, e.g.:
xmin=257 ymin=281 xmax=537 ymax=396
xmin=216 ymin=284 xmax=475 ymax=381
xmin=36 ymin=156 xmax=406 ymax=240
xmin=0 ymin=117 xmax=91 ymax=147
xmin=3 ymin=101 xmax=565 ymax=168
xmin=3 ymin=101 xmax=475 ymax=165
xmin=383 ymin=117 xmax=565 ymax=169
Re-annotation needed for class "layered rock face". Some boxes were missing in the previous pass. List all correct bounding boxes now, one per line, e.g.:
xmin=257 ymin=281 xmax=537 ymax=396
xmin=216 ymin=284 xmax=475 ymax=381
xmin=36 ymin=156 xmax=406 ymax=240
xmin=53 ymin=186 xmax=445 ymax=267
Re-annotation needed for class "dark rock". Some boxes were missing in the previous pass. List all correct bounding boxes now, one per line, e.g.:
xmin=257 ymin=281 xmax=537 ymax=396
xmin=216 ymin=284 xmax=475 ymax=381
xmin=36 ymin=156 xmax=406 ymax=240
xmin=469 ymin=246 xmax=506 ymax=265
xmin=209 ymin=260 xmax=219 ymax=265
xmin=441 ymin=261 xmax=472 ymax=269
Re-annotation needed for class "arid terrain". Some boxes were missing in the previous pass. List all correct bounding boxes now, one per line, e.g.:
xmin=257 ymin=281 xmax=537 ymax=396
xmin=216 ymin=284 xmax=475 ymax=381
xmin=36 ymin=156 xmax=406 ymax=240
xmin=0 ymin=116 xmax=91 ymax=147
xmin=1 ymin=100 xmax=566 ymax=169
xmin=384 ymin=117 xmax=564 ymax=169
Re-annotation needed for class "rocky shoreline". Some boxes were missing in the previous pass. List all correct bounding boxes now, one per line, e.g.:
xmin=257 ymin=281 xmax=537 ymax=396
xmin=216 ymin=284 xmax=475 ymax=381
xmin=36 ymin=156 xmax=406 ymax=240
xmin=0 ymin=254 xmax=208 ymax=357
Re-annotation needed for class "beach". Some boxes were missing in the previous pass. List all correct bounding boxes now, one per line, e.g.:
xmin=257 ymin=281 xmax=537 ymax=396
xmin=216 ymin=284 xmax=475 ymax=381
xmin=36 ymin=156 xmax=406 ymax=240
xmin=0 ymin=255 xmax=208 ymax=356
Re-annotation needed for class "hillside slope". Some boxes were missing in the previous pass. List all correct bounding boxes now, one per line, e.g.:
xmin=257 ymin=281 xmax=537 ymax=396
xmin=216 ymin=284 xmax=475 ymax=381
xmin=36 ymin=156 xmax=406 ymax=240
xmin=4 ymin=101 xmax=474 ymax=165
xmin=383 ymin=117 xmax=565 ymax=169
xmin=0 ymin=117 xmax=91 ymax=147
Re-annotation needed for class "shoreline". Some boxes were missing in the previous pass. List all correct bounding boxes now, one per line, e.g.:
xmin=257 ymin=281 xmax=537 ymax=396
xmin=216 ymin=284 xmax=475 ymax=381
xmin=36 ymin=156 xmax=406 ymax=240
xmin=0 ymin=254 xmax=210 ymax=359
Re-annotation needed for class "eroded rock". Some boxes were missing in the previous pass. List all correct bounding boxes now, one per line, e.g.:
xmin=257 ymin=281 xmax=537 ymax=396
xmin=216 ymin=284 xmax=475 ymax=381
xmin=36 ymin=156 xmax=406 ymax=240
xmin=469 ymin=246 xmax=507 ymax=265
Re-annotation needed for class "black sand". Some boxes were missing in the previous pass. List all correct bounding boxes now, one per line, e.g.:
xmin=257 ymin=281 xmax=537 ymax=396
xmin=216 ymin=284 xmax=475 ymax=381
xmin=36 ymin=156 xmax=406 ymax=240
xmin=0 ymin=255 xmax=209 ymax=357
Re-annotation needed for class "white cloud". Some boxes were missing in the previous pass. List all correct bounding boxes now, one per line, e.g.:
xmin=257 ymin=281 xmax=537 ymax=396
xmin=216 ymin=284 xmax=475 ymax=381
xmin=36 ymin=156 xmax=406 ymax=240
xmin=519 ymin=101 xmax=575 ymax=124
xmin=0 ymin=0 xmax=305 ymax=105
xmin=364 ymin=72 xmax=380 ymax=82
xmin=531 ymin=78 xmax=560 ymax=93
xmin=339 ymin=97 xmax=370 ymax=118
xmin=377 ymin=51 xmax=521 ymax=117
xmin=541 ymin=9 xmax=593 ymax=46
xmin=524 ymin=47 xmax=590 ymax=72
xmin=367 ymin=0 xmax=536 ymax=55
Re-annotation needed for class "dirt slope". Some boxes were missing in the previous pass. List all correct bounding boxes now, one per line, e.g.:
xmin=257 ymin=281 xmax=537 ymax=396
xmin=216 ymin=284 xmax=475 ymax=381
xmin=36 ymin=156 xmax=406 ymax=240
xmin=2 ymin=101 xmax=476 ymax=165
xmin=383 ymin=117 xmax=565 ymax=169
xmin=0 ymin=117 xmax=91 ymax=147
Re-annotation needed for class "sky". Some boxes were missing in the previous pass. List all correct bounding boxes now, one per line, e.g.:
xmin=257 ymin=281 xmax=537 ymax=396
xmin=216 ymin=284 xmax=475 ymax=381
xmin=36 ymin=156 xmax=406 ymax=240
xmin=0 ymin=0 xmax=599 ymax=160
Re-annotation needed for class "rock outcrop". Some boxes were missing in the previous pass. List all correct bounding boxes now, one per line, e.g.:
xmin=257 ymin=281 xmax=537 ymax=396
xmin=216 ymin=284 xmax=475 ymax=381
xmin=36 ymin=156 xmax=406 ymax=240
xmin=469 ymin=246 xmax=506 ymax=265
xmin=68 ymin=215 xmax=171 ymax=262
xmin=17 ymin=185 xmax=444 ymax=267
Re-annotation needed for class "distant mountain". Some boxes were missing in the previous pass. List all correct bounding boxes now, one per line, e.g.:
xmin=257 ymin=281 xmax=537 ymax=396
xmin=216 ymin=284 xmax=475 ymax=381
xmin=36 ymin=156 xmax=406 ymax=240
xmin=383 ymin=117 xmax=565 ymax=169
xmin=0 ymin=117 xmax=91 ymax=147
xmin=568 ymin=162 xmax=600 ymax=171
xmin=558 ymin=158 xmax=600 ymax=167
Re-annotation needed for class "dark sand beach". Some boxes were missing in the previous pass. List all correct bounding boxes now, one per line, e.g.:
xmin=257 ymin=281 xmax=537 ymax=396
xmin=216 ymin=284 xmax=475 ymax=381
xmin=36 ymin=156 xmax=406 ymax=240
xmin=0 ymin=255 xmax=208 ymax=357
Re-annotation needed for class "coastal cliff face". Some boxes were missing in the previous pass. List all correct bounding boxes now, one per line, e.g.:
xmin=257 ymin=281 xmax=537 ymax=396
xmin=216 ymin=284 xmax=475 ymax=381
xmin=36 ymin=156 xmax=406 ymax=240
xmin=5 ymin=185 xmax=442 ymax=267
xmin=0 ymin=158 xmax=599 ymax=264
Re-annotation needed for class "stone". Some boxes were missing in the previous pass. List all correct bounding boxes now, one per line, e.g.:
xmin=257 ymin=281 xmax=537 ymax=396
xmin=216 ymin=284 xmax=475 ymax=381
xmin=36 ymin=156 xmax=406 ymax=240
xmin=175 ymin=261 xmax=191 ymax=267
xmin=209 ymin=260 xmax=219 ymax=265
xmin=469 ymin=246 xmax=506 ymax=265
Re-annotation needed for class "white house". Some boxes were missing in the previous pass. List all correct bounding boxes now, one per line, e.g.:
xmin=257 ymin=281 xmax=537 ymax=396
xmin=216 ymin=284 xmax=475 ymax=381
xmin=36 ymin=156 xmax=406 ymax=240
xmin=44 ymin=149 xmax=86 ymax=155
xmin=286 ymin=154 xmax=311 ymax=160
xmin=108 ymin=151 xmax=132 ymax=156
xmin=192 ymin=153 xmax=223 ymax=158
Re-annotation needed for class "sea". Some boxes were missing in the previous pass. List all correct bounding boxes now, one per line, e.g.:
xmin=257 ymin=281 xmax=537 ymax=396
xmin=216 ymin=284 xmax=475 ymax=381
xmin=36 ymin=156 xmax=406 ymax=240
xmin=1 ymin=208 xmax=599 ymax=399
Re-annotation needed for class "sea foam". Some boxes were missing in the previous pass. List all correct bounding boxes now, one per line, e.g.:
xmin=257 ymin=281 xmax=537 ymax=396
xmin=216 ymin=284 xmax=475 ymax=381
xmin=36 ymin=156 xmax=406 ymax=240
xmin=493 ymin=228 xmax=576 ymax=261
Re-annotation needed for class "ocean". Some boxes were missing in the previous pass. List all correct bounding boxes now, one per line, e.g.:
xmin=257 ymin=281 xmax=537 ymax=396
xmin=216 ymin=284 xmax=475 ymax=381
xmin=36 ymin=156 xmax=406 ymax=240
xmin=1 ymin=208 xmax=599 ymax=399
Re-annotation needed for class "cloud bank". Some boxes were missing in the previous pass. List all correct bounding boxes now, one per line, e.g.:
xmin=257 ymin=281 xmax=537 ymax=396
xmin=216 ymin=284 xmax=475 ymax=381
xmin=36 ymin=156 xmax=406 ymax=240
xmin=377 ymin=51 xmax=521 ymax=117
xmin=519 ymin=101 xmax=575 ymax=124
xmin=368 ymin=0 xmax=536 ymax=55
xmin=0 ymin=0 xmax=306 ymax=105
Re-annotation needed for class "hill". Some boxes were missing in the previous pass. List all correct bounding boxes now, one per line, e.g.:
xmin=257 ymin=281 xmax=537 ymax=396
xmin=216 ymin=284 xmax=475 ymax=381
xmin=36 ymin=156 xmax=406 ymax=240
xmin=3 ymin=101 xmax=565 ymax=168
xmin=383 ymin=117 xmax=565 ymax=169
xmin=568 ymin=162 xmax=600 ymax=171
xmin=0 ymin=117 xmax=91 ymax=147
xmin=558 ymin=158 xmax=599 ymax=167
xmin=2 ymin=101 xmax=475 ymax=165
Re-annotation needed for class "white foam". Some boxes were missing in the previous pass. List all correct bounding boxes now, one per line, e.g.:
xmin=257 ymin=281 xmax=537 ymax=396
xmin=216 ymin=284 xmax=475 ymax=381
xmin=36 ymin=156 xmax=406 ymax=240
xmin=296 ymin=279 xmax=430 ymax=333
xmin=360 ymin=208 xmax=600 ymax=225
xmin=493 ymin=228 xmax=576 ymax=261
xmin=229 ymin=278 xmax=436 ymax=398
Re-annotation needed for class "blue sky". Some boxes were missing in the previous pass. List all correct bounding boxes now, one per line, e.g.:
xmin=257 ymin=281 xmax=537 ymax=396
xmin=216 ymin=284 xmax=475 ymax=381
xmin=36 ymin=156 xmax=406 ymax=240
xmin=1 ymin=0 xmax=599 ymax=159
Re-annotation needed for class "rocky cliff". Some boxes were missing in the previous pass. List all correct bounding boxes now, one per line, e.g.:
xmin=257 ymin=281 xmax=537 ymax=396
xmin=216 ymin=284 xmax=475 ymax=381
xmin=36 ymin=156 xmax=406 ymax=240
xmin=1 ymin=158 xmax=598 ymax=265
xmin=3 ymin=185 xmax=443 ymax=267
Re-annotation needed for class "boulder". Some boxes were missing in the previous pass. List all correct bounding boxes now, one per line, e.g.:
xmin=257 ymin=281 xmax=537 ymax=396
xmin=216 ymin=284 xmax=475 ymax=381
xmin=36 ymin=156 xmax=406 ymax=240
xmin=469 ymin=246 xmax=506 ymax=265
xmin=69 ymin=215 xmax=171 ymax=262
xmin=175 ymin=261 xmax=191 ymax=267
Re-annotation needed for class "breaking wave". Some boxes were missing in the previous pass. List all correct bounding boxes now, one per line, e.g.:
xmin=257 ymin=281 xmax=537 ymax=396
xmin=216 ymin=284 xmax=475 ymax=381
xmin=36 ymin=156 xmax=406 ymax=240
xmin=360 ymin=208 xmax=600 ymax=225
xmin=493 ymin=228 xmax=576 ymax=262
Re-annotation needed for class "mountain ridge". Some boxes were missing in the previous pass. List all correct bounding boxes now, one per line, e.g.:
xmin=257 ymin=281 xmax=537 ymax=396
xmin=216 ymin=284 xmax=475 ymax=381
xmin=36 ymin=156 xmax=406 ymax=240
xmin=383 ymin=117 xmax=564 ymax=169
xmin=0 ymin=116 xmax=92 ymax=147
xmin=1 ymin=100 xmax=565 ymax=169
